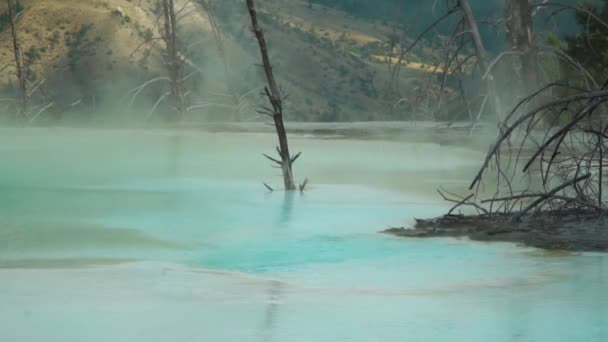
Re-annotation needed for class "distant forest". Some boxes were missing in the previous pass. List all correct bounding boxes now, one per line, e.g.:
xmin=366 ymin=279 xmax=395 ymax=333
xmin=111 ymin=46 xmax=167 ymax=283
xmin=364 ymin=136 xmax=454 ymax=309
xmin=311 ymin=0 xmax=502 ymax=21
xmin=311 ymin=0 xmax=581 ymax=49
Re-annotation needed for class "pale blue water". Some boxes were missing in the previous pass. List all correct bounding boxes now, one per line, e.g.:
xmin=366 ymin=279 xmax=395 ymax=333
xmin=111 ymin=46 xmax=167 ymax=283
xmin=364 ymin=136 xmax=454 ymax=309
xmin=0 ymin=128 xmax=607 ymax=342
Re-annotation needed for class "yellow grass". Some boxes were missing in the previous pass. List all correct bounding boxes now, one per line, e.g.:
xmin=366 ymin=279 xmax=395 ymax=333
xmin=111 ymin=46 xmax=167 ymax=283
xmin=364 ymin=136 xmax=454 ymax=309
xmin=371 ymin=55 xmax=445 ymax=73
xmin=0 ymin=0 xmax=211 ymax=85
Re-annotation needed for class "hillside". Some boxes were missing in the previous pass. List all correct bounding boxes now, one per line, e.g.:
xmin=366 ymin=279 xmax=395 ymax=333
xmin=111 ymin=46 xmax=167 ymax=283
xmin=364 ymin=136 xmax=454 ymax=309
xmin=0 ymin=0 xmax=452 ymax=124
xmin=0 ymin=0 xmax=215 ymax=122
xmin=310 ymin=0 xmax=583 ymax=50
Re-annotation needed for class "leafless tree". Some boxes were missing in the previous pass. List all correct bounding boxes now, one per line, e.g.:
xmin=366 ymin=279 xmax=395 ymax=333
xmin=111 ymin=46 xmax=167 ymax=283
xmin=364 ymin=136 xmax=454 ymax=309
xmin=458 ymin=0 xmax=503 ymax=120
xmin=505 ymin=0 xmax=537 ymax=96
xmin=2 ymin=0 xmax=55 ymax=124
xmin=392 ymin=0 xmax=504 ymax=123
xmin=162 ymin=0 xmax=185 ymax=118
xmin=6 ymin=0 xmax=27 ymax=119
xmin=462 ymin=82 xmax=608 ymax=218
xmin=411 ymin=1 xmax=608 ymax=220
xmin=128 ymin=0 xmax=199 ymax=121
xmin=246 ymin=0 xmax=305 ymax=191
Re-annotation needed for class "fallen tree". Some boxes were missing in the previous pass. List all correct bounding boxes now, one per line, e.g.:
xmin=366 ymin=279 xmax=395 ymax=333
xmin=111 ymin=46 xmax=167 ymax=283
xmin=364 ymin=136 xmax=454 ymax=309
xmin=385 ymin=83 xmax=608 ymax=251
xmin=383 ymin=1 xmax=608 ymax=251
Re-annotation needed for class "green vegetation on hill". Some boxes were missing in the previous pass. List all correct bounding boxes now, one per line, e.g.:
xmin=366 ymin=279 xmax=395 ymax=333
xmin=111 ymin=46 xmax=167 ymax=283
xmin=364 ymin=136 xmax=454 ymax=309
xmin=0 ymin=0 xmax=441 ymax=123
xmin=0 ymin=1 xmax=23 ymax=32
xmin=310 ymin=0 xmax=580 ymax=50
xmin=564 ymin=0 xmax=608 ymax=82
xmin=0 ymin=0 xmax=599 ymax=124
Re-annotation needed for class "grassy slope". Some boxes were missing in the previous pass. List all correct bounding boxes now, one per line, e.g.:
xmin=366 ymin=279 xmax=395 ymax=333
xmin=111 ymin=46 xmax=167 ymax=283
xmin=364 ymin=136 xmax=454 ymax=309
xmin=0 ymin=0 xmax=437 ymax=122
xmin=0 ymin=0 xmax=213 ymax=81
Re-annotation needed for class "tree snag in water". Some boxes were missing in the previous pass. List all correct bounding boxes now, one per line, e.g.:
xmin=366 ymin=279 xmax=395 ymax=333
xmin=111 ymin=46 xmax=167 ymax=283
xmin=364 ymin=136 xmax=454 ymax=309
xmin=246 ymin=0 xmax=298 ymax=191
xmin=6 ymin=0 xmax=27 ymax=120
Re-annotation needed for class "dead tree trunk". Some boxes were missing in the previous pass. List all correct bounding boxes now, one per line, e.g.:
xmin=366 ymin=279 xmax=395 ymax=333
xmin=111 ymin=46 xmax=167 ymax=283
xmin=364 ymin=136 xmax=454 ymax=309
xmin=162 ymin=0 xmax=185 ymax=119
xmin=458 ymin=0 xmax=504 ymax=121
xmin=7 ymin=0 xmax=27 ymax=119
xmin=505 ymin=0 xmax=537 ymax=96
xmin=246 ymin=0 xmax=297 ymax=191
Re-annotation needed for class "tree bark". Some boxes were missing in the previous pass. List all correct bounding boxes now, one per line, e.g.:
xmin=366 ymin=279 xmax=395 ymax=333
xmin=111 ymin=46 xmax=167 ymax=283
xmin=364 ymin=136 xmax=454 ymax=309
xmin=7 ymin=0 xmax=27 ymax=119
xmin=246 ymin=0 xmax=297 ymax=191
xmin=162 ymin=0 xmax=185 ymax=119
xmin=458 ymin=0 xmax=504 ymax=121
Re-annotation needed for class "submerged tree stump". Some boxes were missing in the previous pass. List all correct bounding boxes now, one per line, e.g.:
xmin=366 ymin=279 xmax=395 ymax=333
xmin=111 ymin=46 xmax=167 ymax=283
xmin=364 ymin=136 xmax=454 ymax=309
xmin=246 ymin=0 xmax=301 ymax=191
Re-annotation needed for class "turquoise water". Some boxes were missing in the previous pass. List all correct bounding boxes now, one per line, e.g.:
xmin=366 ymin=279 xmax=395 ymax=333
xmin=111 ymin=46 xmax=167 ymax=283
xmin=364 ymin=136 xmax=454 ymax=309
xmin=0 ymin=128 xmax=607 ymax=342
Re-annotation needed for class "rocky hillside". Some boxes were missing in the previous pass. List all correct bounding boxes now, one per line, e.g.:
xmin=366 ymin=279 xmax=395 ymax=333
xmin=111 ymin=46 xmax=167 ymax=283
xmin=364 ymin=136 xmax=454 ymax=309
xmin=0 ymin=0 xmax=446 ymax=123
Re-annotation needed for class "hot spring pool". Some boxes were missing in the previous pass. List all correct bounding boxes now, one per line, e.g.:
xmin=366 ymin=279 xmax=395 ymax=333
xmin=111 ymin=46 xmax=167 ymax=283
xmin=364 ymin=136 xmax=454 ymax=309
xmin=0 ymin=128 xmax=606 ymax=342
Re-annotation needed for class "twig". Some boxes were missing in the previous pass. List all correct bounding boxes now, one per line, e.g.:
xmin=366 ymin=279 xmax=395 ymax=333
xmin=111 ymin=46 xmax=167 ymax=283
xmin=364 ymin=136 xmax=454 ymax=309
xmin=514 ymin=173 xmax=592 ymax=221
xmin=437 ymin=189 xmax=489 ymax=215
xmin=263 ymin=183 xmax=274 ymax=192
xmin=299 ymin=178 xmax=309 ymax=193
